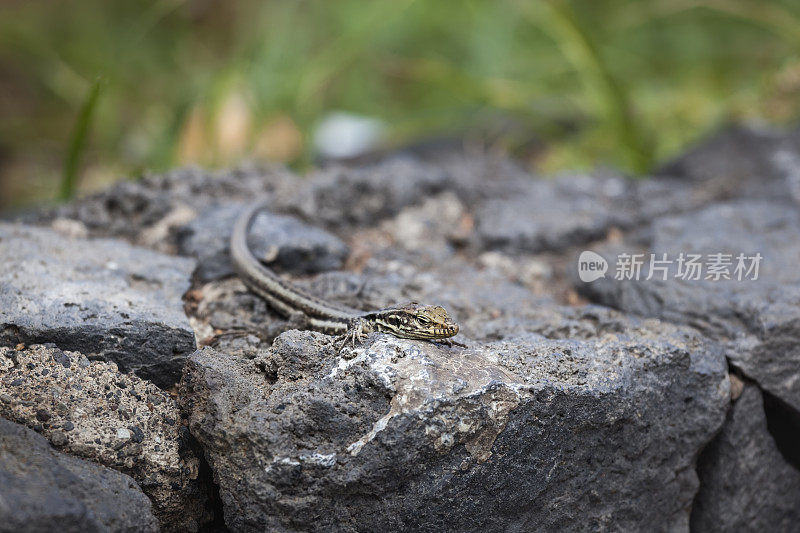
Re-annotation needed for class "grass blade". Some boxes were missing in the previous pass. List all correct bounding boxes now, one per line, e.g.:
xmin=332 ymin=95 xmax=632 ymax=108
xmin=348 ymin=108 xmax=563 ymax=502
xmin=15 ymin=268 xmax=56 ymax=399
xmin=60 ymin=76 xmax=104 ymax=201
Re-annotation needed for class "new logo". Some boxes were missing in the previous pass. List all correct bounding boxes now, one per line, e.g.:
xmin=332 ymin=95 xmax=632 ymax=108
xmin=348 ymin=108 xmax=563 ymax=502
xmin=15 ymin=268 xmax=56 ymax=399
xmin=578 ymin=251 xmax=608 ymax=282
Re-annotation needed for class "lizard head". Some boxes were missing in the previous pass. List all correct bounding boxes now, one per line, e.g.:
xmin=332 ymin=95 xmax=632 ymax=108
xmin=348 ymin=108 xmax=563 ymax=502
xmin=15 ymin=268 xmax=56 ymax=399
xmin=376 ymin=302 xmax=459 ymax=340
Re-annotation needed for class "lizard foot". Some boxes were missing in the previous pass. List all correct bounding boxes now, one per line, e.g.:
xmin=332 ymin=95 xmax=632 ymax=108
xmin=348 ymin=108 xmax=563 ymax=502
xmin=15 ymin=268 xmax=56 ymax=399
xmin=336 ymin=318 xmax=368 ymax=356
xmin=435 ymin=338 xmax=467 ymax=349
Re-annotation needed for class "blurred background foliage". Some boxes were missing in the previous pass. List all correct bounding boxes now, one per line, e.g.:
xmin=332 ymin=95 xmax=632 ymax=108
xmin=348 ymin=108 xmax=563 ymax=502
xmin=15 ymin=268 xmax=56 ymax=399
xmin=2 ymin=0 xmax=800 ymax=207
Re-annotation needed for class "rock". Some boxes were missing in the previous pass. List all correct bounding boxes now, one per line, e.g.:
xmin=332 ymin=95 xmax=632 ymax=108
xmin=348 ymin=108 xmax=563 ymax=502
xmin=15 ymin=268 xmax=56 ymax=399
xmin=6 ymin=143 xmax=793 ymax=531
xmin=474 ymin=172 xmax=637 ymax=253
xmin=433 ymin=152 xmax=537 ymax=205
xmin=0 ymin=417 xmax=159 ymax=533
xmin=177 ymin=204 xmax=349 ymax=282
xmin=277 ymin=157 xmax=449 ymax=229
xmin=657 ymin=125 xmax=800 ymax=205
xmin=691 ymin=383 xmax=800 ymax=531
xmin=0 ymin=223 xmax=196 ymax=387
xmin=462 ymin=126 xmax=800 ymax=256
xmin=23 ymin=164 xmax=297 ymax=252
xmin=577 ymin=200 xmax=800 ymax=411
xmin=469 ymin=165 xmax=754 ymax=256
xmin=0 ymin=344 xmax=209 ymax=531
xmin=180 ymin=309 xmax=729 ymax=532
xmin=379 ymin=192 xmax=471 ymax=258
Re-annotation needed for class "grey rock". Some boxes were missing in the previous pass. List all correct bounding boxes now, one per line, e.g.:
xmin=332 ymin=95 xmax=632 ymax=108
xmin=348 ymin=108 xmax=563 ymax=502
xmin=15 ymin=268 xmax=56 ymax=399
xmin=0 ymin=344 xmax=209 ymax=531
xmin=691 ymin=383 xmax=800 ymax=531
xmin=433 ymin=152 xmax=538 ymax=205
xmin=188 ymin=277 xmax=281 ymax=348
xmin=462 ymin=127 xmax=800 ymax=256
xmin=469 ymin=166 xmax=743 ymax=256
xmin=0 ymin=417 xmax=158 ymax=533
xmin=9 ymin=145 xmax=793 ymax=531
xmin=177 ymin=204 xmax=349 ymax=282
xmin=577 ymin=200 xmax=800 ymax=411
xmin=26 ymin=164 xmax=298 ymax=250
xmin=277 ymin=157 xmax=448 ymax=229
xmin=378 ymin=191 xmax=472 ymax=259
xmin=645 ymin=200 xmax=800 ymax=285
xmin=474 ymin=172 xmax=636 ymax=253
xmin=181 ymin=310 xmax=729 ymax=532
xmin=0 ymin=223 xmax=196 ymax=388
xmin=657 ymin=124 xmax=800 ymax=205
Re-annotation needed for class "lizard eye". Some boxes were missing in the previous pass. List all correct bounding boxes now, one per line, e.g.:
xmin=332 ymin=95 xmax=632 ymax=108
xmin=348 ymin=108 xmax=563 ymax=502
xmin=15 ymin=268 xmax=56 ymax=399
xmin=417 ymin=316 xmax=431 ymax=324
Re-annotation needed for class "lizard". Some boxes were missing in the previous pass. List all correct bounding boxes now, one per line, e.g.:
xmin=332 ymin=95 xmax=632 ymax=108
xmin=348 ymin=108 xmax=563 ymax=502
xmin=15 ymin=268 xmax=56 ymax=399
xmin=230 ymin=201 xmax=463 ymax=350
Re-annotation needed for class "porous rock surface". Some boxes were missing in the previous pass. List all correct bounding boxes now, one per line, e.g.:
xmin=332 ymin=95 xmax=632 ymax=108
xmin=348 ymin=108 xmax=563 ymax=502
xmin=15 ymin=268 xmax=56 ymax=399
xmin=0 ymin=417 xmax=159 ymax=533
xmin=0 ymin=344 xmax=208 ymax=531
xmin=0 ymin=223 xmax=196 ymax=387
xmin=181 ymin=308 xmax=729 ymax=532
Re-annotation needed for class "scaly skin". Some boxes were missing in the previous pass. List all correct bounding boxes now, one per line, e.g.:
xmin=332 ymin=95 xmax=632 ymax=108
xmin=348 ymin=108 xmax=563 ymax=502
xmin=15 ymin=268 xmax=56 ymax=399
xmin=230 ymin=201 xmax=462 ymax=349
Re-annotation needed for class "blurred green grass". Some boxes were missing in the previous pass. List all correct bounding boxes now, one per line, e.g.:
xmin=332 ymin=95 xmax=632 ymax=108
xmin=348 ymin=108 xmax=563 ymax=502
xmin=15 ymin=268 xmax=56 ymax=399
xmin=1 ymin=0 xmax=799 ymax=207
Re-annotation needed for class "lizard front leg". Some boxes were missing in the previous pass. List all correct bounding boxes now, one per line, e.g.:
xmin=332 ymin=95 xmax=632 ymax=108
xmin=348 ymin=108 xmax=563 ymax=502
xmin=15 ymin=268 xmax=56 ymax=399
xmin=436 ymin=338 xmax=467 ymax=348
xmin=336 ymin=317 xmax=369 ymax=355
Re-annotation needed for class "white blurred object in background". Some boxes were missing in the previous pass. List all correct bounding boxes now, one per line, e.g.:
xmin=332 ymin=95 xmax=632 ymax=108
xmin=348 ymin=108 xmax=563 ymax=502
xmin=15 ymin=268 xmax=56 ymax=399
xmin=313 ymin=111 xmax=386 ymax=159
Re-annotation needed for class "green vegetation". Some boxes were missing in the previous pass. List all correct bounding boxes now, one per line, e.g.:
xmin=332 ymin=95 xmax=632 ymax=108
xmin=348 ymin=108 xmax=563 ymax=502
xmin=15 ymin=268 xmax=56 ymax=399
xmin=60 ymin=76 xmax=105 ymax=201
xmin=1 ymin=0 xmax=799 ymax=206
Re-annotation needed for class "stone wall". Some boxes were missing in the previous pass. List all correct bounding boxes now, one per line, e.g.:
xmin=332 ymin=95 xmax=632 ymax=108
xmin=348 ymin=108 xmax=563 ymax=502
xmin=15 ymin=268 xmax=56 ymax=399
xmin=2 ymin=125 xmax=799 ymax=531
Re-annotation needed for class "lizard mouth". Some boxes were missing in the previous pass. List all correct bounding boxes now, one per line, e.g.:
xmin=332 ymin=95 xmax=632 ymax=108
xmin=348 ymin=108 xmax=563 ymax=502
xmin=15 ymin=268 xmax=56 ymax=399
xmin=434 ymin=324 xmax=459 ymax=338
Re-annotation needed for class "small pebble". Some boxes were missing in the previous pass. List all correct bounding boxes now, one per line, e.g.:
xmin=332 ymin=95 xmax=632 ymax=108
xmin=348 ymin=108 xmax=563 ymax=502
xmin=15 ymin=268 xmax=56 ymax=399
xmin=50 ymin=430 xmax=68 ymax=447
xmin=129 ymin=425 xmax=145 ymax=443
xmin=52 ymin=351 xmax=71 ymax=368
xmin=729 ymin=374 xmax=745 ymax=401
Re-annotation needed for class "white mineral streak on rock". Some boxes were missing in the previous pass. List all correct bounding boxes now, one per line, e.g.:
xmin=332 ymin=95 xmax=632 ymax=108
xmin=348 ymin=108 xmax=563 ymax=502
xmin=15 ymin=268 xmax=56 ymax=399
xmin=325 ymin=348 xmax=370 ymax=380
xmin=347 ymin=412 xmax=396 ymax=456
xmin=265 ymin=453 xmax=338 ymax=473
xmin=301 ymin=453 xmax=337 ymax=467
